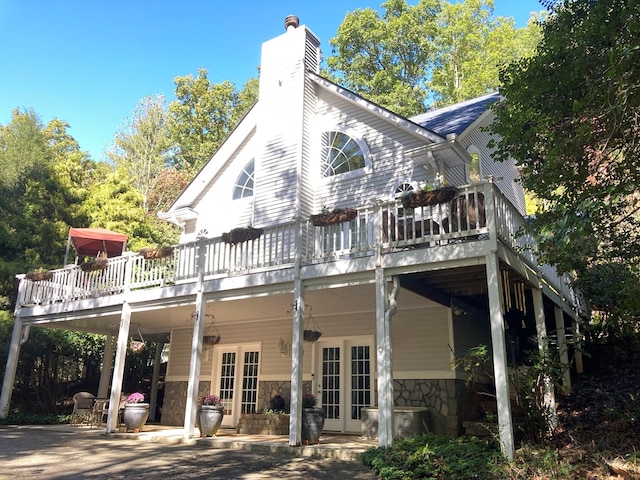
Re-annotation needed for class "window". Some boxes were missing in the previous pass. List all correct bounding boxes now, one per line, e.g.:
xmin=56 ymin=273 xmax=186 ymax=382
xmin=233 ymin=159 xmax=254 ymax=199
xmin=321 ymin=131 xmax=367 ymax=177
xmin=394 ymin=182 xmax=414 ymax=197
xmin=394 ymin=183 xmax=415 ymax=220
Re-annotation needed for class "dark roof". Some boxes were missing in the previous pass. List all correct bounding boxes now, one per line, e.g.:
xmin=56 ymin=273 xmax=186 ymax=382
xmin=410 ymin=92 xmax=500 ymax=137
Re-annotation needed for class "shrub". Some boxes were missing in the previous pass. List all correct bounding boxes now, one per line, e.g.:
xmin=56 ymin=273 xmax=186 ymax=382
xmin=362 ymin=433 xmax=505 ymax=479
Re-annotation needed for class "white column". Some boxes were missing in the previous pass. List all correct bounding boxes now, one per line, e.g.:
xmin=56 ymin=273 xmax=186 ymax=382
xmin=106 ymin=302 xmax=131 ymax=433
xmin=184 ymin=237 xmax=208 ymax=439
xmin=0 ymin=317 xmax=25 ymax=418
xmin=288 ymin=280 xmax=305 ymax=446
xmin=554 ymin=307 xmax=571 ymax=394
xmin=375 ymin=268 xmax=394 ymax=447
xmin=485 ymin=253 xmax=514 ymax=460
xmin=97 ymin=335 xmax=115 ymax=398
xmin=532 ymin=288 xmax=557 ymax=429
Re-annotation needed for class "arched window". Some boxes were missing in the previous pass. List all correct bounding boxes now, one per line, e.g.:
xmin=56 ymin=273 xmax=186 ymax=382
xmin=321 ymin=131 xmax=367 ymax=177
xmin=394 ymin=182 xmax=414 ymax=197
xmin=233 ymin=159 xmax=254 ymax=200
xmin=394 ymin=182 xmax=415 ymax=220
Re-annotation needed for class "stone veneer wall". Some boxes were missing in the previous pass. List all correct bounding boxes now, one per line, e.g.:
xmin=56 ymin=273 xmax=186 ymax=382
xmin=393 ymin=378 xmax=466 ymax=436
xmin=257 ymin=380 xmax=311 ymax=413
xmin=161 ymin=381 xmax=210 ymax=426
xmin=162 ymin=380 xmax=309 ymax=425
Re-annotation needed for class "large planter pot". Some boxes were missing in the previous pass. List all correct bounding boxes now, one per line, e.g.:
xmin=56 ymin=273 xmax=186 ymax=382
xmin=199 ymin=405 xmax=224 ymax=437
xmin=301 ymin=407 xmax=325 ymax=444
xmin=122 ymin=403 xmax=150 ymax=432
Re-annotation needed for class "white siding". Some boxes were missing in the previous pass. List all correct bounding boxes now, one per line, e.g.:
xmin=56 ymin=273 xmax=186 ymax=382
xmin=188 ymin=131 xmax=258 ymax=238
xmin=311 ymin=91 xmax=435 ymax=213
xmin=253 ymin=26 xmax=321 ymax=226
xmin=460 ymin=114 xmax=526 ymax=214
xmin=166 ymin=304 xmax=452 ymax=381
xmin=392 ymin=305 xmax=451 ymax=372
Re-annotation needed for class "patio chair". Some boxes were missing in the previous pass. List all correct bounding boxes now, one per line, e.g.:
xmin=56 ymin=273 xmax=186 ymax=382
xmin=90 ymin=398 xmax=110 ymax=428
xmin=70 ymin=391 xmax=95 ymax=425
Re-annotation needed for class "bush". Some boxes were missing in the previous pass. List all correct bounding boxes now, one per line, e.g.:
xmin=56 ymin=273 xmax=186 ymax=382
xmin=0 ymin=412 xmax=71 ymax=425
xmin=362 ymin=434 xmax=505 ymax=479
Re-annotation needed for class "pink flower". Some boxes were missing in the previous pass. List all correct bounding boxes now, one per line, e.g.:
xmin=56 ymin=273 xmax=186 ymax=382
xmin=126 ymin=392 xmax=145 ymax=403
xmin=202 ymin=394 xmax=221 ymax=406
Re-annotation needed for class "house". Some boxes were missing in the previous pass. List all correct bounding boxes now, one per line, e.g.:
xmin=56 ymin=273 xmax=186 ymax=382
xmin=0 ymin=16 xmax=584 ymax=460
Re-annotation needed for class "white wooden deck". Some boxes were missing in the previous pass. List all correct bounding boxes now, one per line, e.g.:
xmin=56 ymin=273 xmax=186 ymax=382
xmin=16 ymin=183 xmax=574 ymax=311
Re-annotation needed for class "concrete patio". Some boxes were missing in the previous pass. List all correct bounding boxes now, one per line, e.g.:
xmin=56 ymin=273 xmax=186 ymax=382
xmin=72 ymin=423 xmax=379 ymax=461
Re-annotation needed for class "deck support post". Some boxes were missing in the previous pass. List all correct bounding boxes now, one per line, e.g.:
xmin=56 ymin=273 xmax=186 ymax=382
xmin=0 ymin=317 xmax=26 ymax=418
xmin=288 ymin=280 xmax=305 ymax=446
xmin=533 ymin=288 xmax=557 ymax=430
xmin=106 ymin=302 xmax=131 ymax=433
xmin=184 ymin=237 xmax=207 ymax=439
xmin=375 ymin=269 xmax=397 ymax=448
xmin=554 ymin=306 xmax=571 ymax=394
xmin=485 ymin=253 xmax=514 ymax=460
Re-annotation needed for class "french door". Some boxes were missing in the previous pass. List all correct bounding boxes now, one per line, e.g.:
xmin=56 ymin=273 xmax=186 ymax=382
xmin=315 ymin=337 xmax=374 ymax=432
xmin=212 ymin=344 xmax=260 ymax=427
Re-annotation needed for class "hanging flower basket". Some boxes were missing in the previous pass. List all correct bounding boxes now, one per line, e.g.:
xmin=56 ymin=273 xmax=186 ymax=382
xmin=402 ymin=186 xmax=458 ymax=208
xmin=129 ymin=340 xmax=146 ymax=353
xmin=303 ymin=330 xmax=322 ymax=342
xmin=310 ymin=208 xmax=357 ymax=227
xmin=204 ymin=335 xmax=221 ymax=345
xmin=222 ymin=227 xmax=264 ymax=245
xmin=138 ymin=246 xmax=174 ymax=260
xmin=303 ymin=307 xmax=322 ymax=342
xmin=129 ymin=328 xmax=146 ymax=353
xmin=25 ymin=269 xmax=53 ymax=282
xmin=80 ymin=258 xmax=108 ymax=272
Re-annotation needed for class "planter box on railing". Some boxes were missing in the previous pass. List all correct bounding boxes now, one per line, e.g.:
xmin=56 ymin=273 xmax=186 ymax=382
xmin=138 ymin=246 xmax=174 ymax=259
xmin=222 ymin=227 xmax=264 ymax=244
xmin=310 ymin=208 xmax=357 ymax=227
xmin=25 ymin=270 xmax=53 ymax=282
xmin=402 ymin=186 xmax=458 ymax=208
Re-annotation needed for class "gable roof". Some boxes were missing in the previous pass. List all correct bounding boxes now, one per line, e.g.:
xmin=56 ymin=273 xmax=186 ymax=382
xmin=309 ymin=72 xmax=444 ymax=144
xmin=410 ymin=92 xmax=500 ymax=137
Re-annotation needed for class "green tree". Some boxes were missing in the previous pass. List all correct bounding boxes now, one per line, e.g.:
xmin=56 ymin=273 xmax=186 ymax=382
xmin=490 ymin=0 xmax=640 ymax=277
xmin=108 ymin=95 xmax=173 ymax=213
xmin=81 ymin=172 xmax=164 ymax=251
xmin=0 ymin=110 xmax=91 ymax=306
xmin=168 ymin=69 xmax=258 ymax=173
xmin=430 ymin=0 xmax=542 ymax=107
xmin=326 ymin=0 xmax=541 ymax=115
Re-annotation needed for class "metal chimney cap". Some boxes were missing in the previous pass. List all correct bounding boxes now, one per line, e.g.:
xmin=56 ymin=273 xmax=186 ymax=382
xmin=284 ymin=15 xmax=299 ymax=30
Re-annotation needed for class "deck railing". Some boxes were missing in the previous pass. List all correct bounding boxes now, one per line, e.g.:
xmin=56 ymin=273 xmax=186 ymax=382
xmin=17 ymin=183 xmax=574 ymax=308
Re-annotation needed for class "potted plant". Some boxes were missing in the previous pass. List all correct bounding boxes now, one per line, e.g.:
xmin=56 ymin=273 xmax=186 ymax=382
xmin=301 ymin=393 xmax=325 ymax=445
xmin=122 ymin=392 xmax=149 ymax=433
xmin=199 ymin=394 xmax=224 ymax=437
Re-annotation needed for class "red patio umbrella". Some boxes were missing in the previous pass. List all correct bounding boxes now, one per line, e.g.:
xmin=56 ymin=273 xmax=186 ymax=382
xmin=64 ymin=227 xmax=128 ymax=264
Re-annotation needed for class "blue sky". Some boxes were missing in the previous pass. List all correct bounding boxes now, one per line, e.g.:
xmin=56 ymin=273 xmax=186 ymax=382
xmin=0 ymin=0 xmax=544 ymax=161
